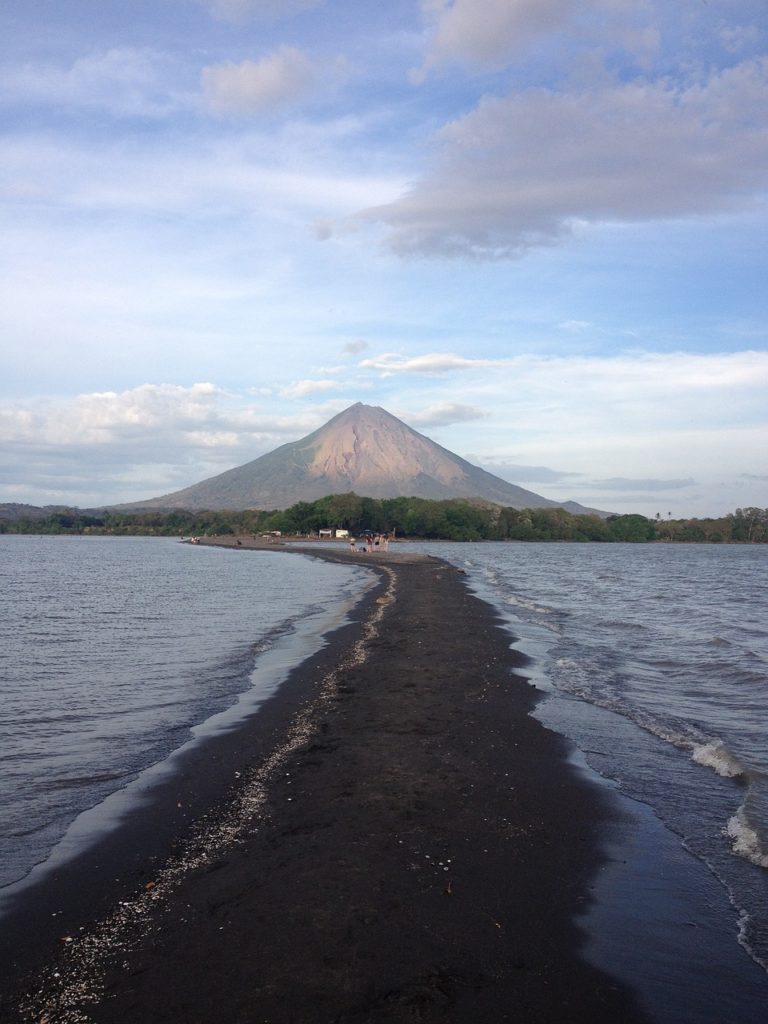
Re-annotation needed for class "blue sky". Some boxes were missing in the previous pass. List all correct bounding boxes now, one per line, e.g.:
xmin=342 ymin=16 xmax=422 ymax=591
xmin=1 ymin=0 xmax=766 ymax=515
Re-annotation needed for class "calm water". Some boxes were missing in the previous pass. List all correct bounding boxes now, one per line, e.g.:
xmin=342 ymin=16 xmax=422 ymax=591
xmin=0 ymin=536 xmax=369 ymax=892
xmin=416 ymin=542 xmax=768 ymax=977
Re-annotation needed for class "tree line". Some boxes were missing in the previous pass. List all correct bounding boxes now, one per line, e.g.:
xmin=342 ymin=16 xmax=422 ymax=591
xmin=1 ymin=495 xmax=767 ymax=543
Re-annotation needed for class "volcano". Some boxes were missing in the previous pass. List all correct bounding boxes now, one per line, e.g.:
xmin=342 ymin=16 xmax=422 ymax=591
xmin=119 ymin=403 xmax=595 ymax=513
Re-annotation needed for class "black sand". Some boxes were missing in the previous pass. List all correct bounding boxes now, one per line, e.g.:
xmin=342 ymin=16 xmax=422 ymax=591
xmin=0 ymin=542 xmax=649 ymax=1022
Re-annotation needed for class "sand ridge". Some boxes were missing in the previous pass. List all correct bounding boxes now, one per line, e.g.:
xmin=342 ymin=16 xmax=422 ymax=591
xmin=3 ymin=541 xmax=648 ymax=1023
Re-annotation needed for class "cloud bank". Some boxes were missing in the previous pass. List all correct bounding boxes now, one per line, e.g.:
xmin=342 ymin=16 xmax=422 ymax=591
xmin=360 ymin=353 xmax=501 ymax=375
xmin=360 ymin=58 xmax=768 ymax=258
xmin=1 ymin=351 xmax=766 ymax=512
xmin=405 ymin=402 xmax=486 ymax=427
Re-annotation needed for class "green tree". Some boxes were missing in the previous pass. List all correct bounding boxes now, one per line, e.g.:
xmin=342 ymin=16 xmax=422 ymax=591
xmin=606 ymin=514 xmax=656 ymax=542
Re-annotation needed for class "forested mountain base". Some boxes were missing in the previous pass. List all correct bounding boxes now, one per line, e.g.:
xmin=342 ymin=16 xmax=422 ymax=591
xmin=2 ymin=495 xmax=766 ymax=543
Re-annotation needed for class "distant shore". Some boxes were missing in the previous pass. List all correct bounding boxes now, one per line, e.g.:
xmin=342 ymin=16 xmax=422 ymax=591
xmin=1 ymin=538 xmax=648 ymax=1022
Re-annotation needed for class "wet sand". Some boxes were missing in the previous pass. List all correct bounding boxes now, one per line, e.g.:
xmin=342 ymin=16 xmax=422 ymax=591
xmin=1 ymin=541 xmax=648 ymax=1022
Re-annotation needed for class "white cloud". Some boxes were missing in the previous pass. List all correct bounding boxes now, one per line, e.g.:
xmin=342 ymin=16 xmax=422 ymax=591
xmin=414 ymin=0 xmax=661 ymax=78
xmin=495 ymin=351 xmax=768 ymax=433
xmin=0 ymin=130 xmax=398 ymax=222
xmin=0 ymin=384 xmax=224 ymax=447
xmin=590 ymin=477 xmax=697 ymax=492
xmin=1 ymin=353 xmax=766 ymax=514
xmin=360 ymin=352 xmax=501 ymax=375
xmin=182 ymin=430 xmax=242 ymax=447
xmin=456 ymin=351 xmax=768 ymax=508
xmin=280 ymin=379 xmax=340 ymax=399
xmin=361 ymin=349 xmax=766 ymax=513
xmin=358 ymin=58 xmax=768 ymax=258
xmin=0 ymin=48 xmax=188 ymax=118
xmin=0 ymin=385 xmax=358 ymax=505
xmin=419 ymin=0 xmax=577 ymax=71
xmin=201 ymin=0 xmax=323 ymax=24
xmin=0 ymin=385 xmax=364 ymax=455
xmin=405 ymin=402 xmax=486 ymax=427
xmin=202 ymin=48 xmax=319 ymax=116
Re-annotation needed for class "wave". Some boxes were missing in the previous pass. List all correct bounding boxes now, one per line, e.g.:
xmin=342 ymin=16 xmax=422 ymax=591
xmin=603 ymin=620 xmax=648 ymax=633
xmin=553 ymin=657 xmax=750 ymax=783
xmin=692 ymin=740 xmax=746 ymax=779
xmin=726 ymin=809 xmax=768 ymax=869
xmin=505 ymin=594 xmax=555 ymax=616
xmin=737 ymin=908 xmax=768 ymax=972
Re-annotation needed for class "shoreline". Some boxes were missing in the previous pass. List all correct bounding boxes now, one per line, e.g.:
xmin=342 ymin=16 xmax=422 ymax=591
xmin=2 ymin=540 xmax=649 ymax=1021
xmin=0 ymin=544 xmax=388 ymax=1005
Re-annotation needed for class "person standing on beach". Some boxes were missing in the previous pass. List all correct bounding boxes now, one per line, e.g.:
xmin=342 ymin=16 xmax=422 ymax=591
xmin=349 ymin=537 xmax=356 ymax=552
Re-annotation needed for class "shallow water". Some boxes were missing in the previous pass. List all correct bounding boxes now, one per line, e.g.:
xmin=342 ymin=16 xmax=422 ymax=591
xmin=4 ymin=534 xmax=768 ymax=1018
xmin=414 ymin=541 xmax=768 ymax=978
xmin=0 ymin=536 xmax=368 ymax=891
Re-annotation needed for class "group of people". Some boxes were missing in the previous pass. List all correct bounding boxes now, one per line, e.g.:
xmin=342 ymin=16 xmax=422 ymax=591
xmin=349 ymin=532 xmax=389 ymax=553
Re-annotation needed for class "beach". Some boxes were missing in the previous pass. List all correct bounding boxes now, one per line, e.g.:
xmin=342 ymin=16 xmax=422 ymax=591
xmin=1 ymin=541 xmax=650 ymax=1022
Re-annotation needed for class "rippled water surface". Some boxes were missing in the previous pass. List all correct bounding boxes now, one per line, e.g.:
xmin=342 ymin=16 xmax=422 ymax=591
xmin=4 ymin=533 xmax=768 ymax=1010
xmin=415 ymin=541 xmax=768 ymax=970
xmin=0 ymin=536 xmax=367 ymax=890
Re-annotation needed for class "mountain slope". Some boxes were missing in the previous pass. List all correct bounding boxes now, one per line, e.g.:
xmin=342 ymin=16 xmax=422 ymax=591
xmin=117 ymin=403 xmax=595 ymax=513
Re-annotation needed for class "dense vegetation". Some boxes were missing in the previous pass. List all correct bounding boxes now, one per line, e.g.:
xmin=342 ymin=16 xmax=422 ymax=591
xmin=1 ymin=495 xmax=767 ymax=543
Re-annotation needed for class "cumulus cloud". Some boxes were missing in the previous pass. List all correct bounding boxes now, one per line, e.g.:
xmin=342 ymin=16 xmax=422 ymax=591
xmin=414 ymin=0 xmax=663 ymax=78
xmin=0 ymin=383 xmax=335 ymax=458
xmin=359 ymin=352 xmax=501 ymax=375
xmin=358 ymin=58 xmax=768 ymax=258
xmin=2 ymin=353 xmax=766 ymax=514
xmin=0 ymin=384 xmax=357 ymax=504
xmin=1 ymin=48 xmax=186 ymax=118
xmin=417 ymin=0 xmax=577 ymax=73
xmin=201 ymin=0 xmax=323 ymax=24
xmin=202 ymin=48 xmax=320 ymax=116
xmin=405 ymin=402 xmax=485 ymax=427
xmin=0 ymin=384 xmax=223 ymax=448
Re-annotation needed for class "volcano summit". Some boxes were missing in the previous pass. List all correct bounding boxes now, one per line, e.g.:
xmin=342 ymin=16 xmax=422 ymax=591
xmin=120 ymin=403 xmax=593 ymax=513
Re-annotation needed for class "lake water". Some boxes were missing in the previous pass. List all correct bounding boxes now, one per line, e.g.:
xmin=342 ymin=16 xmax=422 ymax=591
xmin=413 ymin=541 xmax=768 ymax=985
xmin=2 ymin=535 xmax=767 ymax=1017
xmin=0 ymin=536 xmax=369 ymax=892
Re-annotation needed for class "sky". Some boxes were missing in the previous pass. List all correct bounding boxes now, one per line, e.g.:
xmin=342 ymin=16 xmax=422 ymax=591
xmin=1 ymin=0 xmax=767 ymax=517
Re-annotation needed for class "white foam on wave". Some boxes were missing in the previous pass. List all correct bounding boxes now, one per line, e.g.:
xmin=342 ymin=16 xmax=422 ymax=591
xmin=634 ymin=713 xmax=696 ymax=751
xmin=551 ymin=662 xmax=750 ymax=784
xmin=736 ymin=908 xmax=768 ymax=971
xmin=725 ymin=808 xmax=768 ymax=869
xmin=506 ymin=594 xmax=554 ymax=616
xmin=693 ymin=740 xmax=746 ymax=779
